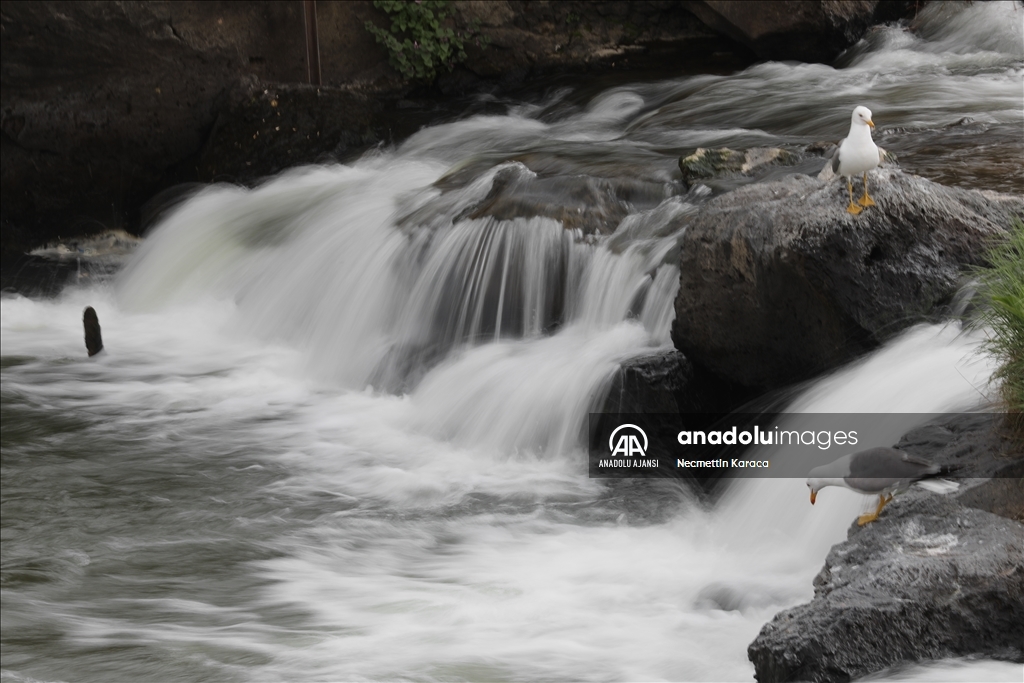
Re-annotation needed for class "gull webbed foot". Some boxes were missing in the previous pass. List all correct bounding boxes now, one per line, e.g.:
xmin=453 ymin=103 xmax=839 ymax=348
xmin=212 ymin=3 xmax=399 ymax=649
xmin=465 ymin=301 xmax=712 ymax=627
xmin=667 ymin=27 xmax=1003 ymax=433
xmin=857 ymin=511 xmax=878 ymax=526
xmin=858 ymin=172 xmax=876 ymax=208
xmin=857 ymin=494 xmax=892 ymax=525
xmin=847 ymin=202 xmax=863 ymax=215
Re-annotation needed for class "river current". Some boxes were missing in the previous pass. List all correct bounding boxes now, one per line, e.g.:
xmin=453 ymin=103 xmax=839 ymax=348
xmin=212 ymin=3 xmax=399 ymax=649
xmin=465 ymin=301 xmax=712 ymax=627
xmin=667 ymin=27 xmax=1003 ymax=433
xmin=2 ymin=2 xmax=1022 ymax=681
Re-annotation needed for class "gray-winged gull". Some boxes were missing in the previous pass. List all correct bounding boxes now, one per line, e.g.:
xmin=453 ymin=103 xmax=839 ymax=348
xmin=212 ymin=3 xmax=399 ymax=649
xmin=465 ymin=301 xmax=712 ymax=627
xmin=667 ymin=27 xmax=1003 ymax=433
xmin=807 ymin=447 xmax=955 ymax=525
xmin=829 ymin=105 xmax=883 ymax=215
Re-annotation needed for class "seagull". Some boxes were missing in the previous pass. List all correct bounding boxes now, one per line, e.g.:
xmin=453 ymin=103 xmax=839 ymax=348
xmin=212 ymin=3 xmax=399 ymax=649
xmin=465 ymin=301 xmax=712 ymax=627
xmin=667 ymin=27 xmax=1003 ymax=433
xmin=829 ymin=106 xmax=882 ymax=215
xmin=806 ymin=447 xmax=956 ymax=526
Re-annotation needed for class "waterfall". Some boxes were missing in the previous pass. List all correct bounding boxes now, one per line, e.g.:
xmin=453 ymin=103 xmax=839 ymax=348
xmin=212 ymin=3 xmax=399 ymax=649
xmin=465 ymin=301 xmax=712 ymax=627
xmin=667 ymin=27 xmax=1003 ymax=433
xmin=3 ymin=3 xmax=1021 ymax=680
xmin=116 ymin=154 xmax=684 ymax=453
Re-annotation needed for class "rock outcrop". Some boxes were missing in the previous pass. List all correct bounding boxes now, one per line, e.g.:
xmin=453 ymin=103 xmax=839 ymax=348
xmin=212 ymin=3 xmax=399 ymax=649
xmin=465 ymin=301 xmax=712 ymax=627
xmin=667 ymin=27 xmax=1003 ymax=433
xmin=3 ymin=1 xmax=912 ymax=257
xmin=671 ymin=169 xmax=1024 ymax=391
xmin=683 ymin=0 xmax=914 ymax=63
xmin=748 ymin=413 xmax=1024 ymax=683
xmin=0 ymin=1 xmax=397 ymax=257
xmin=0 ymin=0 xmax=749 ymax=257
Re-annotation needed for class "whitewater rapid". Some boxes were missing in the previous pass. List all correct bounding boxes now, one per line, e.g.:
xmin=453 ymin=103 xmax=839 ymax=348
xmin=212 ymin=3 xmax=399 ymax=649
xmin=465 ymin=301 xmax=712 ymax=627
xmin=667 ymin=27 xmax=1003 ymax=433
xmin=2 ymin=2 xmax=1022 ymax=681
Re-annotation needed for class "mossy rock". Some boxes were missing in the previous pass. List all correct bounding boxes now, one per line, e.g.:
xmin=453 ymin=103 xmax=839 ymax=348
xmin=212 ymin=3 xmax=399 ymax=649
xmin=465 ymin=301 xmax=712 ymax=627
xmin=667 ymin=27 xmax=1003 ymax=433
xmin=678 ymin=147 xmax=796 ymax=186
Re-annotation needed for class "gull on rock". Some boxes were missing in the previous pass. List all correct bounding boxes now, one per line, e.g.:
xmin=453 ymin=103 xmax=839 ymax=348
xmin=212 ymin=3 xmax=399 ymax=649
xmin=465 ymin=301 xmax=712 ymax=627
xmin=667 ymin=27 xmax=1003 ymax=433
xmin=807 ymin=446 xmax=957 ymax=525
xmin=829 ymin=105 xmax=883 ymax=215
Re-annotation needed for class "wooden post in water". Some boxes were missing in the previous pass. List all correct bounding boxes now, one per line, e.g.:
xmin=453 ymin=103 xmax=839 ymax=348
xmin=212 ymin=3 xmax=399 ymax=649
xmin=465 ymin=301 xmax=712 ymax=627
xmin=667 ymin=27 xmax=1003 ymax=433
xmin=84 ymin=306 xmax=103 ymax=357
xmin=303 ymin=0 xmax=322 ymax=86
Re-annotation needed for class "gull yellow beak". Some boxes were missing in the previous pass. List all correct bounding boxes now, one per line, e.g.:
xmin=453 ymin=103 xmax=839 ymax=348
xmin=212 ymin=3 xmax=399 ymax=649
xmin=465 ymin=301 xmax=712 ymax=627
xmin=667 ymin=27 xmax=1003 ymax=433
xmin=867 ymin=119 xmax=875 ymax=128
xmin=810 ymin=491 xmax=817 ymax=505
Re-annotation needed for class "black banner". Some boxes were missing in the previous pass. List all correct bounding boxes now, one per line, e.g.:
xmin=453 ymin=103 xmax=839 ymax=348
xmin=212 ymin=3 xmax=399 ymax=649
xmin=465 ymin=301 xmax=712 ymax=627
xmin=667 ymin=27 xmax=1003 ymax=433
xmin=588 ymin=412 xmax=1018 ymax=479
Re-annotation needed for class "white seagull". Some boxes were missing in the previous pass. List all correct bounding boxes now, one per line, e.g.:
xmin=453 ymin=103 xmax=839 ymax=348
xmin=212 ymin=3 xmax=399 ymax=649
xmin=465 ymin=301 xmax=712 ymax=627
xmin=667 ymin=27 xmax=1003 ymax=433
xmin=829 ymin=106 xmax=882 ymax=215
xmin=807 ymin=447 xmax=955 ymax=525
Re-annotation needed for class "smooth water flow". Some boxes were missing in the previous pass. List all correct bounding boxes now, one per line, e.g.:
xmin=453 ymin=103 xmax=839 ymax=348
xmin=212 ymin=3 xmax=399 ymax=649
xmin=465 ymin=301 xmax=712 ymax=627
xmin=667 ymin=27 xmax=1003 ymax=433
xmin=3 ymin=3 xmax=1021 ymax=681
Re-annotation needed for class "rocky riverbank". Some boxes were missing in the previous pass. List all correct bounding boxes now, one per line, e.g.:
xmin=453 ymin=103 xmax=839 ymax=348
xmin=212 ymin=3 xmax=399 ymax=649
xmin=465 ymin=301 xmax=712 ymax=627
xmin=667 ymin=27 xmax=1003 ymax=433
xmin=670 ymin=168 xmax=1024 ymax=393
xmin=747 ymin=413 xmax=1024 ymax=683
xmin=1 ymin=0 xmax=918 ymax=258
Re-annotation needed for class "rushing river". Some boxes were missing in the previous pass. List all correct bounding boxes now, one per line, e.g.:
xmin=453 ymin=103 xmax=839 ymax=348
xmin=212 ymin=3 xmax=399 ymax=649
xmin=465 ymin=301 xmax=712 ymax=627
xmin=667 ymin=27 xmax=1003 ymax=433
xmin=2 ymin=2 xmax=1022 ymax=681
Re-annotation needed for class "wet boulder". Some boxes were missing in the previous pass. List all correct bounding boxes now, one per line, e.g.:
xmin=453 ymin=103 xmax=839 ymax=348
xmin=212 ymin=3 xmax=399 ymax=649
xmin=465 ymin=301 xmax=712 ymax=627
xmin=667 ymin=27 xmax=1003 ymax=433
xmin=748 ymin=414 xmax=1024 ymax=682
xmin=748 ymin=495 xmax=1024 ymax=682
xmin=601 ymin=351 xmax=693 ymax=415
xmin=671 ymin=168 xmax=1024 ymax=391
xmin=601 ymin=349 xmax=756 ymax=416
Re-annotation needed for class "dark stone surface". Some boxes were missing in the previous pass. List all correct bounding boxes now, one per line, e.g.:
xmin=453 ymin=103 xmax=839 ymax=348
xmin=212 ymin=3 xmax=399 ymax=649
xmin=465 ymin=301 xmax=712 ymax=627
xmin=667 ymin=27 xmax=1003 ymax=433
xmin=0 ymin=1 xmax=400 ymax=257
xmin=83 ymin=306 xmax=102 ymax=357
xmin=602 ymin=350 xmax=694 ymax=415
xmin=683 ymin=1 xmax=917 ymax=63
xmin=0 ymin=0 xmax=756 ymax=258
xmin=600 ymin=348 xmax=760 ymax=418
xmin=453 ymin=1 xmax=753 ymax=82
xmin=671 ymin=169 xmax=1024 ymax=392
xmin=195 ymin=81 xmax=384 ymax=186
xmin=748 ymin=413 xmax=1024 ymax=683
xmin=0 ymin=0 xmax=918 ymax=257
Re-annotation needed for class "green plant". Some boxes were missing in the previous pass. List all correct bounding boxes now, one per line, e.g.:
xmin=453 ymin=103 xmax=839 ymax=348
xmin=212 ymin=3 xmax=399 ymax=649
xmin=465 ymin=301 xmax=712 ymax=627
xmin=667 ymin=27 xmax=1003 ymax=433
xmin=976 ymin=216 xmax=1024 ymax=423
xmin=365 ymin=1 xmax=484 ymax=82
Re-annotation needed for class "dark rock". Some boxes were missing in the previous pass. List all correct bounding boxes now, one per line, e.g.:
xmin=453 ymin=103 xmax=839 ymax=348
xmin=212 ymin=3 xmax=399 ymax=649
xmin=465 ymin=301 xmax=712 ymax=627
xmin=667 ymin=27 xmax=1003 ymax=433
xmin=602 ymin=350 xmax=693 ymax=415
xmin=682 ymin=1 xmax=915 ymax=63
xmin=0 ymin=0 xmax=758 ymax=257
xmin=748 ymin=413 xmax=1024 ymax=683
xmin=671 ymin=169 xmax=1024 ymax=391
xmin=83 ymin=306 xmax=102 ymax=356
xmin=195 ymin=81 xmax=383 ymax=185
xmin=749 ymin=496 xmax=1024 ymax=682
xmin=601 ymin=348 xmax=757 ymax=416
xmin=455 ymin=1 xmax=755 ymax=80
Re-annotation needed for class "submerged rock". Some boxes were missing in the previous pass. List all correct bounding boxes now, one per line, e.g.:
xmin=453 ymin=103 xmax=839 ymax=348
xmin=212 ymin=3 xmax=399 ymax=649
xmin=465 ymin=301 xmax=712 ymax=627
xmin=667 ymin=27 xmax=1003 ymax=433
xmin=671 ymin=169 xmax=1024 ymax=391
xmin=748 ymin=414 xmax=1024 ymax=683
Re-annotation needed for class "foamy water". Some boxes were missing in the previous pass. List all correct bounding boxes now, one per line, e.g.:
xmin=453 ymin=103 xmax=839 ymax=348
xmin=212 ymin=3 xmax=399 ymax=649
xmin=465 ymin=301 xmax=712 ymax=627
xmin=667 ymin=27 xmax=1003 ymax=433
xmin=3 ymin=2 xmax=1021 ymax=681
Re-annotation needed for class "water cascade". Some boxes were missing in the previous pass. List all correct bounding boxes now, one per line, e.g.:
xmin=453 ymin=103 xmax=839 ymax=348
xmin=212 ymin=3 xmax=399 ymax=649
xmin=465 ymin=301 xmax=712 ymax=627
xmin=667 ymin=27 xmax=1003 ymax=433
xmin=2 ymin=2 xmax=1021 ymax=681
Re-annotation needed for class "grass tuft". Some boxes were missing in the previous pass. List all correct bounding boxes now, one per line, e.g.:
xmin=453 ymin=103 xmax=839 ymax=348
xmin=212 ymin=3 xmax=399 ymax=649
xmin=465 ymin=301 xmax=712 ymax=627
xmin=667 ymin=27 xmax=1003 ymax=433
xmin=975 ymin=216 xmax=1024 ymax=432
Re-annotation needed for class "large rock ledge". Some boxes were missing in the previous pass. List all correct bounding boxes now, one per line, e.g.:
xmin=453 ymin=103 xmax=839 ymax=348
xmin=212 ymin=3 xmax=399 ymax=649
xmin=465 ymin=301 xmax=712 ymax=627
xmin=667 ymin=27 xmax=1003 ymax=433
xmin=671 ymin=169 xmax=1024 ymax=392
xmin=748 ymin=415 xmax=1024 ymax=683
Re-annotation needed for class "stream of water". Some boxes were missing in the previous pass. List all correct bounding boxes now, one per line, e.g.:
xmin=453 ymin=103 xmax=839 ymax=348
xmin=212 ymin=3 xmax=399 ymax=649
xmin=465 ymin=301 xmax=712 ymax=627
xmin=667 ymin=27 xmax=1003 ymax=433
xmin=2 ymin=2 xmax=1022 ymax=681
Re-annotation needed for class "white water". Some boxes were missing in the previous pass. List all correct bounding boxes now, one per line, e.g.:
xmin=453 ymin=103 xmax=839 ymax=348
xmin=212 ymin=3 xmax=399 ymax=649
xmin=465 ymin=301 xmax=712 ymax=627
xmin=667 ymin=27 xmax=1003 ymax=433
xmin=3 ymin=2 xmax=1022 ymax=681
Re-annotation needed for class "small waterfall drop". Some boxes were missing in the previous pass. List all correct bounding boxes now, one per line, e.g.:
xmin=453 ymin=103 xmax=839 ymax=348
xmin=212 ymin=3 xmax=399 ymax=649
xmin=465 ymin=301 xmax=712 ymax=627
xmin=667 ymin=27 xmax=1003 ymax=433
xmin=4 ymin=3 xmax=1021 ymax=681
xmin=117 ymin=148 xmax=684 ymax=453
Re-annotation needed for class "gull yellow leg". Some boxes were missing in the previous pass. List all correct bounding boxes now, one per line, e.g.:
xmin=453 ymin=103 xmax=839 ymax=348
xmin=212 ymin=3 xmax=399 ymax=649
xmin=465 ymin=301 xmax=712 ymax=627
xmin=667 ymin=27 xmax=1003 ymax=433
xmin=846 ymin=178 xmax=863 ymax=215
xmin=857 ymin=493 xmax=892 ymax=526
xmin=858 ymin=172 xmax=876 ymax=207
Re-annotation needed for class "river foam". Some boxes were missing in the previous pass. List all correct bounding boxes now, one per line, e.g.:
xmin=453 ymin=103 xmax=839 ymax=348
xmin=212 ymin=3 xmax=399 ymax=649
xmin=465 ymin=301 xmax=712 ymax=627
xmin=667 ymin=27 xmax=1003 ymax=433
xmin=3 ymin=2 xmax=1021 ymax=680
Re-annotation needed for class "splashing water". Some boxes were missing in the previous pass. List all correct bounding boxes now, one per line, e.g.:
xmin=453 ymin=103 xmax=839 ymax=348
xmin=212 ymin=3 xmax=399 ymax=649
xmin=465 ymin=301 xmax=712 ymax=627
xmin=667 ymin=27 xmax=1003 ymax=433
xmin=3 ymin=3 xmax=1022 ymax=681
